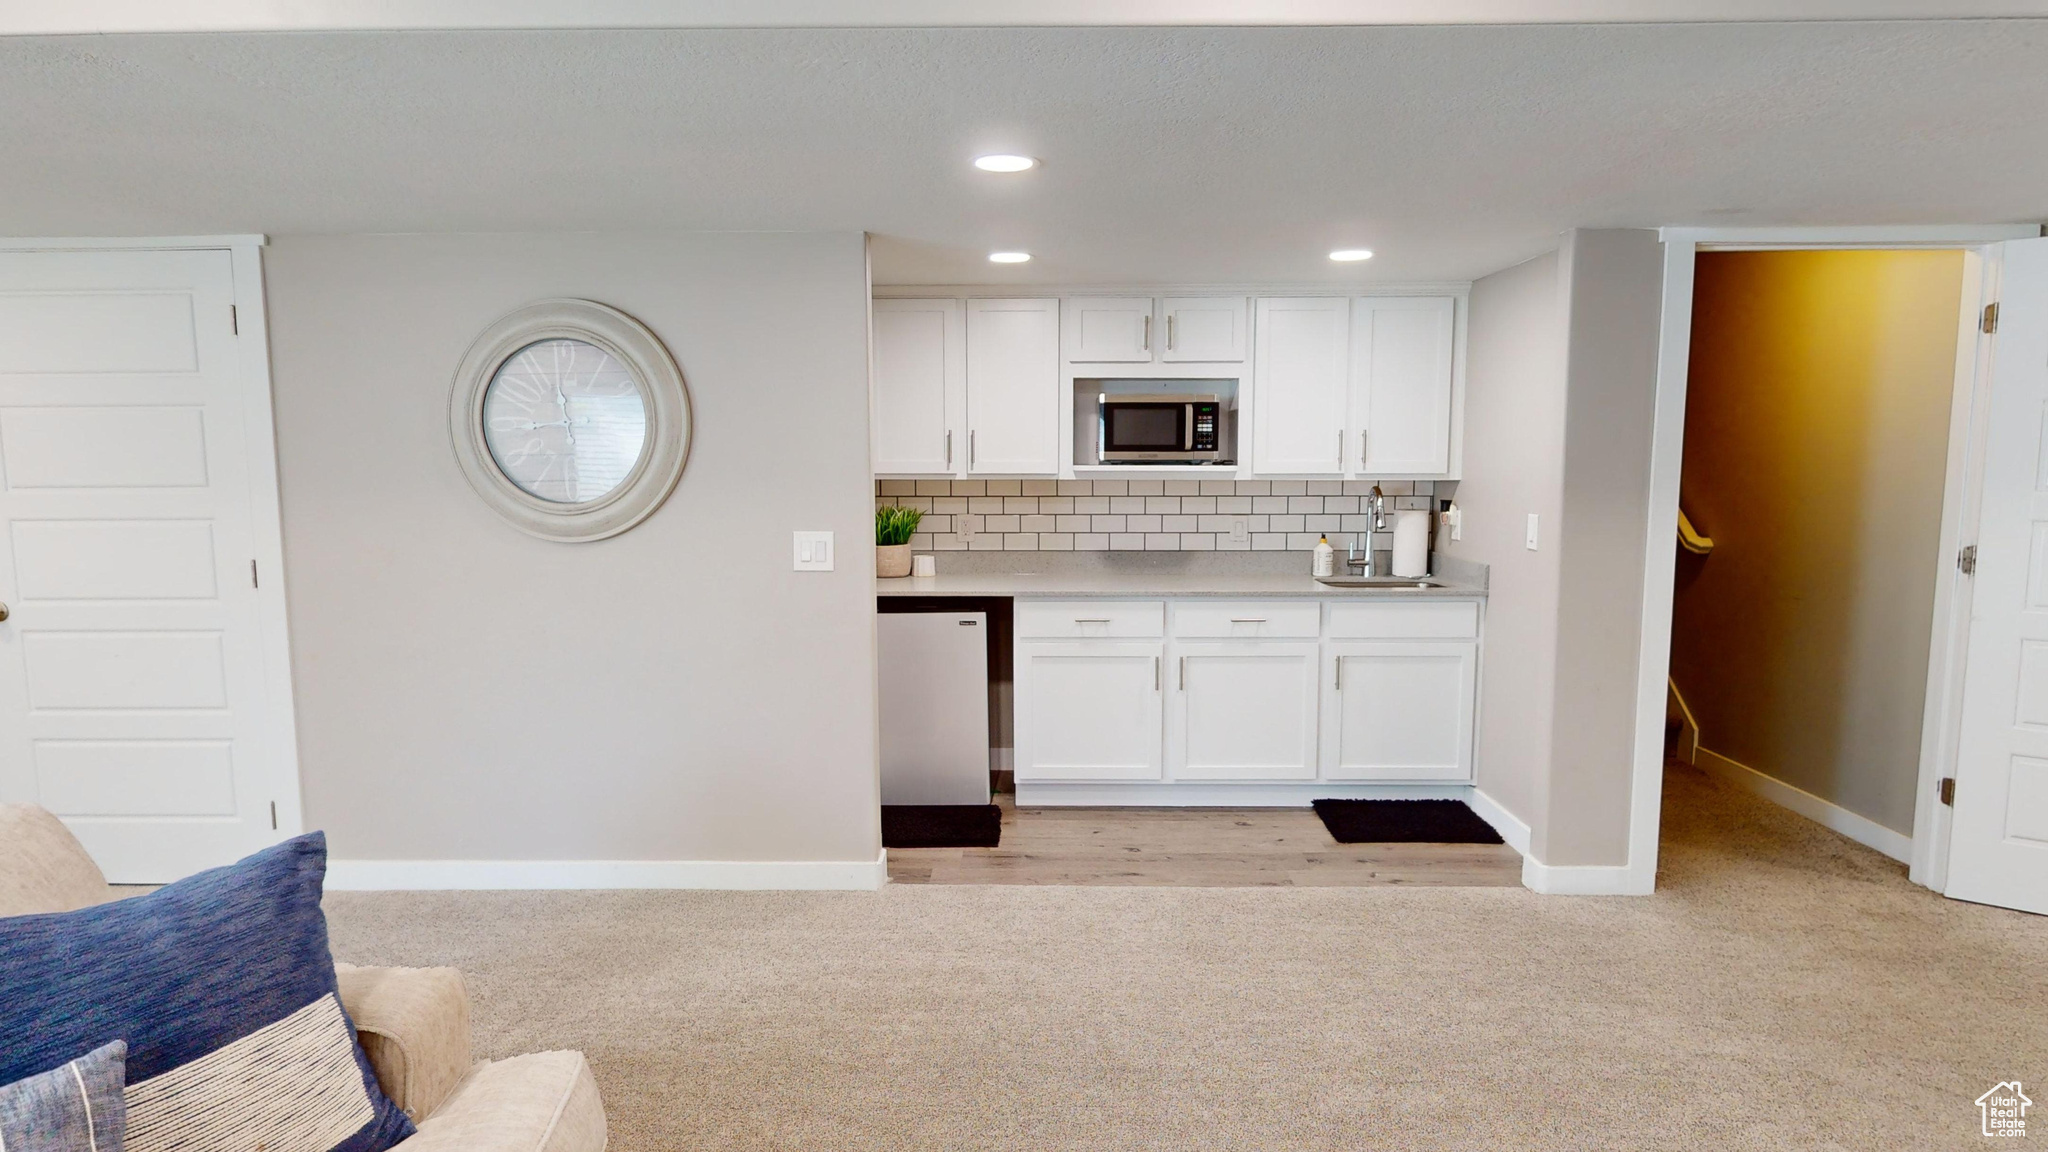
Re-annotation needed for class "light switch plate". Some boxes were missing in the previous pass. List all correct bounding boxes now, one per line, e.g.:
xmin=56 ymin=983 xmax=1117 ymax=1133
xmin=1229 ymin=518 xmax=1249 ymax=544
xmin=793 ymin=530 xmax=834 ymax=571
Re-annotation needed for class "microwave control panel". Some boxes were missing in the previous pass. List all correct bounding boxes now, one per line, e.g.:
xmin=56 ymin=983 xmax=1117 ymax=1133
xmin=1191 ymin=402 xmax=1220 ymax=452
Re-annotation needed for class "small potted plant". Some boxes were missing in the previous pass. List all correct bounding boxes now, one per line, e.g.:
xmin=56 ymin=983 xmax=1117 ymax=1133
xmin=875 ymin=506 xmax=923 ymax=578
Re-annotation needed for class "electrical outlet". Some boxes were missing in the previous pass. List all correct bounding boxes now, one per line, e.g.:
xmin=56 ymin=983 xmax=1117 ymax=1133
xmin=793 ymin=530 xmax=834 ymax=571
xmin=1444 ymin=504 xmax=1462 ymax=542
xmin=1525 ymin=513 xmax=1540 ymax=551
xmin=1229 ymin=517 xmax=1249 ymax=544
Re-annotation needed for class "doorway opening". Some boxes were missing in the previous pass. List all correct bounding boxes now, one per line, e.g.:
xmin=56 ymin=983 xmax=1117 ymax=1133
xmin=1660 ymin=249 xmax=1970 ymax=875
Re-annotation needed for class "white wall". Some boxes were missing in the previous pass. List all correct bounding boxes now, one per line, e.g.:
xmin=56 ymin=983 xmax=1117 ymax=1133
xmin=1545 ymin=228 xmax=1666 ymax=867
xmin=1447 ymin=229 xmax=1665 ymax=872
xmin=264 ymin=232 xmax=882 ymax=865
xmin=1442 ymin=250 xmax=1566 ymax=838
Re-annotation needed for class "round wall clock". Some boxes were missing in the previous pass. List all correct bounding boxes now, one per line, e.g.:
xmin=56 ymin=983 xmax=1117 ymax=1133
xmin=449 ymin=299 xmax=691 ymax=541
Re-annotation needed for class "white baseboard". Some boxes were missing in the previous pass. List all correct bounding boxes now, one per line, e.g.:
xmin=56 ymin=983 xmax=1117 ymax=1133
xmin=1465 ymin=787 xmax=1532 ymax=855
xmin=327 ymin=850 xmax=888 ymax=892
xmin=1694 ymin=747 xmax=1912 ymax=863
xmin=1520 ymin=857 xmax=1649 ymax=895
xmin=1014 ymin=780 xmax=1478 ymax=807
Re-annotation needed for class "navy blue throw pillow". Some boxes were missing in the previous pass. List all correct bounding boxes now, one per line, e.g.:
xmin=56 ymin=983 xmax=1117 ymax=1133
xmin=0 ymin=833 xmax=415 ymax=1152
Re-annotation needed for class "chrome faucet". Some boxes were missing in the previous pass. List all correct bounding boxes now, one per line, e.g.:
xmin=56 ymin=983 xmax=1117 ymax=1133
xmin=1347 ymin=485 xmax=1388 ymax=577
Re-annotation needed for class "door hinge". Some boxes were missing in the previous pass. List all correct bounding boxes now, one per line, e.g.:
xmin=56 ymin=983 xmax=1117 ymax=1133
xmin=1959 ymin=545 xmax=1977 ymax=576
xmin=1982 ymin=302 xmax=1999 ymax=334
xmin=1939 ymin=777 xmax=1956 ymax=806
xmin=251 ymin=559 xmax=259 ymax=588
xmin=230 ymin=304 xmax=239 ymax=335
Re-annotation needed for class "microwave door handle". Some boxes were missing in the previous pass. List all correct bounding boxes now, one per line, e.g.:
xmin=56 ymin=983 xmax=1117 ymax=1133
xmin=1185 ymin=405 xmax=1194 ymax=451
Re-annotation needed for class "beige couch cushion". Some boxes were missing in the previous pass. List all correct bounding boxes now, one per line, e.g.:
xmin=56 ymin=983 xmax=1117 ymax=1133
xmin=0 ymin=803 xmax=112 ymax=917
xmin=396 ymin=1051 xmax=606 ymax=1152
xmin=335 ymin=964 xmax=474 ymax=1122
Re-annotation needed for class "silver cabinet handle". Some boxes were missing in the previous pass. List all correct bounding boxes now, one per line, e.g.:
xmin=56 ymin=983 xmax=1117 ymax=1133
xmin=969 ymin=429 xmax=976 ymax=467
xmin=1360 ymin=430 xmax=1368 ymax=470
xmin=1142 ymin=313 xmax=1151 ymax=352
xmin=945 ymin=429 xmax=953 ymax=467
xmin=1337 ymin=429 xmax=1345 ymax=467
xmin=1178 ymin=655 xmax=1186 ymax=690
xmin=1229 ymin=617 xmax=1267 ymax=623
xmin=1154 ymin=655 xmax=1161 ymax=690
xmin=1167 ymin=312 xmax=1176 ymax=351
xmin=1073 ymin=618 xmax=1111 ymax=624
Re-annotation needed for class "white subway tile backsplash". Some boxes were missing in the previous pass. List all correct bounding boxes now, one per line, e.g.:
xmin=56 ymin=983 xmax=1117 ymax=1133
xmin=875 ymin=480 xmax=1438 ymax=555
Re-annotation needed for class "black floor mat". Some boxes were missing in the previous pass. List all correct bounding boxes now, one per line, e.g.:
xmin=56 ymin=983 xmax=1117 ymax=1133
xmin=882 ymin=805 xmax=1002 ymax=849
xmin=1311 ymin=799 xmax=1504 ymax=844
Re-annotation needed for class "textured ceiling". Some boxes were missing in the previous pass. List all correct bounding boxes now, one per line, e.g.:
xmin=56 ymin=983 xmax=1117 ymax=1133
xmin=2 ymin=23 xmax=2045 ymax=284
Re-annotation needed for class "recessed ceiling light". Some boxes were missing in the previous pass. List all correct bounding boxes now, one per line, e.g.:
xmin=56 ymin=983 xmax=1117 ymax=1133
xmin=988 ymin=251 xmax=1032 ymax=264
xmin=974 ymin=154 xmax=1037 ymax=173
xmin=1329 ymin=249 xmax=1375 ymax=262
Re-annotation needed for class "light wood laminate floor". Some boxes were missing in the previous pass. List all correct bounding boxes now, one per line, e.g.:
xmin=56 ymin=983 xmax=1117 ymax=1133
xmin=886 ymin=794 xmax=1523 ymax=886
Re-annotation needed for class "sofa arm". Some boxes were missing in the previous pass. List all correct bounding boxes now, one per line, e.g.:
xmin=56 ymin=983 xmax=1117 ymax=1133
xmin=391 ymin=1051 xmax=607 ymax=1152
xmin=335 ymin=963 xmax=473 ymax=1122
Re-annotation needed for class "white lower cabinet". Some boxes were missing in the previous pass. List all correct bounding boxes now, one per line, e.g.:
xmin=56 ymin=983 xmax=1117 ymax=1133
xmin=1015 ymin=640 xmax=1164 ymax=781
xmin=1322 ymin=640 xmax=1476 ymax=781
xmin=1167 ymin=641 xmax=1320 ymax=780
xmin=1014 ymin=598 xmax=1479 ymax=794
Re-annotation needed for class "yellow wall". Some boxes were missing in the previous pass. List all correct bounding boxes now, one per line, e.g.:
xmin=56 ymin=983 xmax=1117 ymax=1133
xmin=1671 ymin=250 xmax=1963 ymax=835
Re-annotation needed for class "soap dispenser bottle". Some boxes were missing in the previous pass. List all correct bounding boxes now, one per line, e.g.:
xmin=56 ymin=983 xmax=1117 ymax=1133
xmin=1313 ymin=534 xmax=1335 ymax=578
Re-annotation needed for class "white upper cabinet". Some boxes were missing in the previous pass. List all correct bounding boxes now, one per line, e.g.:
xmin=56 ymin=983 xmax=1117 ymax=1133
xmin=1159 ymin=297 xmax=1247 ymax=363
xmin=1350 ymin=296 xmax=1457 ymax=477
xmin=1063 ymin=297 xmax=1156 ymax=362
xmin=870 ymin=298 xmax=963 ymax=475
xmin=1251 ymin=297 xmax=1350 ymax=475
xmin=966 ymin=297 xmax=1061 ymax=474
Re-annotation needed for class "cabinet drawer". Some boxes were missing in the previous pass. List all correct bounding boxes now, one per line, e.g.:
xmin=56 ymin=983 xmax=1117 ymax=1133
xmin=1325 ymin=600 xmax=1478 ymax=639
xmin=1170 ymin=601 xmax=1320 ymax=639
xmin=1016 ymin=600 xmax=1165 ymax=639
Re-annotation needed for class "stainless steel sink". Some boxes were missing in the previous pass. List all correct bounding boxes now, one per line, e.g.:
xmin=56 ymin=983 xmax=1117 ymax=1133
xmin=1315 ymin=576 xmax=1450 ymax=589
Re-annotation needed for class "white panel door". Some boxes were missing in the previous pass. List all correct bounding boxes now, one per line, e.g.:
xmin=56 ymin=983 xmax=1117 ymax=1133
xmin=1252 ymin=298 xmax=1349 ymax=474
xmin=1321 ymin=641 xmax=1475 ymax=781
xmin=1160 ymin=297 xmax=1247 ymax=363
xmin=870 ymin=298 xmax=962 ymax=476
xmin=1948 ymin=237 xmax=2048 ymax=915
xmin=1166 ymin=641 xmax=1319 ymax=780
xmin=1063 ymin=297 xmax=1155 ymax=363
xmin=1014 ymin=640 xmax=1163 ymax=781
xmin=966 ymin=298 xmax=1060 ymax=474
xmin=0 ymin=247 xmax=298 ymax=882
xmin=1352 ymin=296 xmax=1456 ymax=476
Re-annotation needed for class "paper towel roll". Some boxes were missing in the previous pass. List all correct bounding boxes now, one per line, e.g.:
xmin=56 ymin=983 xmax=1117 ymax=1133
xmin=1391 ymin=510 xmax=1430 ymax=578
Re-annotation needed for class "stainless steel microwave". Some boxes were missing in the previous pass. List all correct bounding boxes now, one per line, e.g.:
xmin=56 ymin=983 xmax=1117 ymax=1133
xmin=1097 ymin=394 xmax=1229 ymax=464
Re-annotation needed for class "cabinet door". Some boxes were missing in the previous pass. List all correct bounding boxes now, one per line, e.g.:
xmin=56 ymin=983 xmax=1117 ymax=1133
xmin=1166 ymin=641 xmax=1320 ymax=780
xmin=1063 ymin=297 xmax=1155 ymax=362
xmin=1352 ymin=296 xmax=1455 ymax=476
xmin=1015 ymin=640 xmax=1164 ymax=781
xmin=871 ymin=298 xmax=962 ymax=475
xmin=1160 ymin=296 xmax=1247 ymax=363
xmin=1252 ymin=297 xmax=1349 ymax=474
xmin=966 ymin=298 xmax=1061 ymax=474
xmin=1321 ymin=640 xmax=1475 ymax=781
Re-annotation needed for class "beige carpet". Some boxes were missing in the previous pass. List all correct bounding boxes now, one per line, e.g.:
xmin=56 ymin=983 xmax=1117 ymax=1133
xmin=324 ymin=766 xmax=2048 ymax=1150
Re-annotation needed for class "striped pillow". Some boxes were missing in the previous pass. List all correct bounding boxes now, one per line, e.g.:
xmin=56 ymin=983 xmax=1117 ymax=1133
xmin=0 ymin=834 xmax=414 ymax=1152
xmin=0 ymin=1041 xmax=126 ymax=1152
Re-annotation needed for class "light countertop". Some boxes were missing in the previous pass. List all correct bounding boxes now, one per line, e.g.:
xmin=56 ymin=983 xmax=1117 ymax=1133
xmin=875 ymin=552 xmax=1485 ymax=600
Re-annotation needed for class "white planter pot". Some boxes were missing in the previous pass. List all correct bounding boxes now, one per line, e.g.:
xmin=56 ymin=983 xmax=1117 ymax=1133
xmin=876 ymin=543 xmax=913 ymax=578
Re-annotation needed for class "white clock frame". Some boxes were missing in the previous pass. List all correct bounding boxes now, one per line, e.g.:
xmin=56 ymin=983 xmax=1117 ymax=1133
xmin=449 ymin=298 xmax=692 ymax=541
